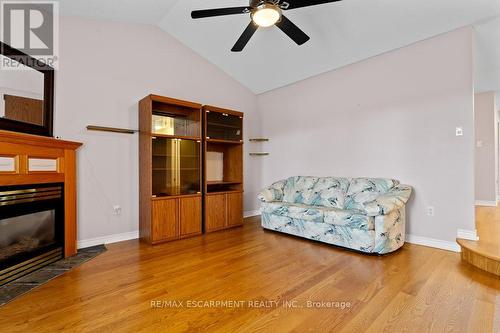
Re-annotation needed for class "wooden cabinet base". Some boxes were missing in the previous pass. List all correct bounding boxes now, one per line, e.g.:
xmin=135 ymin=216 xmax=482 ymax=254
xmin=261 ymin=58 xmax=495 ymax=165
xmin=141 ymin=195 xmax=202 ymax=244
xmin=205 ymin=191 xmax=243 ymax=233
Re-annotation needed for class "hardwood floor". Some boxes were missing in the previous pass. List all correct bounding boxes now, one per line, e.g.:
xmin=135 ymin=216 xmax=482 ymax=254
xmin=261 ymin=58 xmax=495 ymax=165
xmin=0 ymin=216 xmax=498 ymax=332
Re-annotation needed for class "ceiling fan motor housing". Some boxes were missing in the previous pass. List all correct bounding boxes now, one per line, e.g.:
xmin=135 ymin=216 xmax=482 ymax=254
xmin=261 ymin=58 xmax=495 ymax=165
xmin=250 ymin=0 xmax=290 ymax=10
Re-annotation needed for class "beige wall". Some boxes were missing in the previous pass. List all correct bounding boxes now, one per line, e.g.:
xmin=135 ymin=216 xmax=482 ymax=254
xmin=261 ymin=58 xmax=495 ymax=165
xmin=55 ymin=17 xmax=262 ymax=242
xmin=257 ymin=28 xmax=475 ymax=242
xmin=474 ymin=92 xmax=497 ymax=203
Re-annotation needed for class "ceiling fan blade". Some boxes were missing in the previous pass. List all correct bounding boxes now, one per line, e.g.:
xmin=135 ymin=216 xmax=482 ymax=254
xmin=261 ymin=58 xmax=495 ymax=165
xmin=281 ymin=0 xmax=342 ymax=10
xmin=191 ymin=6 xmax=251 ymax=19
xmin=231 ymin=22 xmax=258 ymax=52
xmin=275 ymin=15 xmax=310 ymax=46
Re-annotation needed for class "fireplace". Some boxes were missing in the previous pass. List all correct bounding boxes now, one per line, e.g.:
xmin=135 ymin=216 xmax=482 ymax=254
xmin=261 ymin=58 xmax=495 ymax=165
xmin=0 ymin=183 xmax=64 ymax=285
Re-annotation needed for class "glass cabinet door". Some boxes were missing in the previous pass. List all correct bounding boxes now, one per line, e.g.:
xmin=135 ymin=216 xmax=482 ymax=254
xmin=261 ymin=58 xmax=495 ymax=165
xmin=151 ymin=112 xmax=200 ymax=138
xmin=151 ymin=137 xmax=201 ymax=197
xmin=206 ymin=112 xmax=242 ymax=141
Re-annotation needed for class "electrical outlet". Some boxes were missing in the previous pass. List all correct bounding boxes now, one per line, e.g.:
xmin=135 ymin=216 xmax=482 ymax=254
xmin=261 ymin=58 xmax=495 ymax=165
xmin=113 ymin=205 xmax=122 ymax=215
xmin=427 ymin=206 xmax=435 ymax=217
xmin=455 ymin=127 xmax=463 ymax=136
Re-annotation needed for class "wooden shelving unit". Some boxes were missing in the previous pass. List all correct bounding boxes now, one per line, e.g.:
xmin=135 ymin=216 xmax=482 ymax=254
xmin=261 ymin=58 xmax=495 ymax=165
xmin=139 ymin=95 xmax=203 ymax=244
xmin=139 ymin=96 xmax=244 ymax=243
xmin=203 ymin=105 xmax=244 ymax=232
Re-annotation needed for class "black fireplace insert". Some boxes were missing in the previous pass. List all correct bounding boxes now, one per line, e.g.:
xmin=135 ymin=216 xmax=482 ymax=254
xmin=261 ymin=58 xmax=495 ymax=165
xmin=0 ymin=183 xmax=64 ymax=285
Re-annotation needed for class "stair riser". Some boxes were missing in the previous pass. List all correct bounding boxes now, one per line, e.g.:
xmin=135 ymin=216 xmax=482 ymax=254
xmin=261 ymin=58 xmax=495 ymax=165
xmin=461 ymin=247 xmax=500 ymax=276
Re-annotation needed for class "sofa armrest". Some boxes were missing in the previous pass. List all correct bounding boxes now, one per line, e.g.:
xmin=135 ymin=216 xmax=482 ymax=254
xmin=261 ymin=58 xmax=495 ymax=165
xmin=374 ymin=208 xmax=406 ymax=254
xmin=257 ymin=180 xmax=286 ymax=203
xmin=363 ymin=185 xmax=412 ymax=216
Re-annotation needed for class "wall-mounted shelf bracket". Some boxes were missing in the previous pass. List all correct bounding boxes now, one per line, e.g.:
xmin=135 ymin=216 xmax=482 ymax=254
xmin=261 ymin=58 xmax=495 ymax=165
xmin=249 ymin=138 xmax=269 ymax=142
xmin=86 ymin=125 xmax=137 ymax=134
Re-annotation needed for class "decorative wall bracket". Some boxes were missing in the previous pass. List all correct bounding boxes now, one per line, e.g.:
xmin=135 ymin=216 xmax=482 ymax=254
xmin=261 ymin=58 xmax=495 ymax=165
xmin=86 ymin=125 xmax=137 ymax=134
xmin=249 ymin=152 xmax=269 ymax=156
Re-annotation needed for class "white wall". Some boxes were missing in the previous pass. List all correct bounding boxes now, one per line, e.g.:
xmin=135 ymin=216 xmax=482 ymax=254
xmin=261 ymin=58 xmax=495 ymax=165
xmin=474 ymin=92 xmax=497 ymax=203
xmin=54 ymin=17 xmax=261 ymax=241
xmin=257 ymin=28 xmax=475 ymax=242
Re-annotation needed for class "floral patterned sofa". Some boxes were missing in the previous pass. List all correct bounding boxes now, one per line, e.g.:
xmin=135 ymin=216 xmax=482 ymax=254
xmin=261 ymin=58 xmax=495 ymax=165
xmin=258 ymin=176 xmax=412 ymax=254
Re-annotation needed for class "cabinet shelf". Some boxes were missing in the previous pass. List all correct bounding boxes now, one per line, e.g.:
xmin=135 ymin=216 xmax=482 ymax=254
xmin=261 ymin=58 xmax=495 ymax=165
xmin=151 ymin=133 xmax=201 ymax=141
xmin=207 ymin=122 xmax=241 ymax=129
xmin=152 ymin=154 xmax=198 ymax=157
xmin=207 ymin=181 xmax=242 ymax=186
xmin=152 ymin=168 xmax=198 ymax=171
xmin=206 ymin=138 xmax=243 ymax=144
xmin=206 ymin=190 xmax=243 ymax=195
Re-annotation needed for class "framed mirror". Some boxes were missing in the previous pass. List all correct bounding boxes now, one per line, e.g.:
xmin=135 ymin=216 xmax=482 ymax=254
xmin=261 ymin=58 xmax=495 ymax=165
xmin=0 ymin=42 xmax=54 ymax=137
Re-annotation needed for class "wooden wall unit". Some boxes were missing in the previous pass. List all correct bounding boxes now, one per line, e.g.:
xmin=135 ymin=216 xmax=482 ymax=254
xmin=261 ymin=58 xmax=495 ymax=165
xmin=139 ymin=96 xmax=244 ymax=243
xmin=139 ymin=95 xmax=203 ymax=244
xmin=0 ymin=130 xmax=82 ymax=257
xmin=203 ymin=105 xmax=244 ymax=233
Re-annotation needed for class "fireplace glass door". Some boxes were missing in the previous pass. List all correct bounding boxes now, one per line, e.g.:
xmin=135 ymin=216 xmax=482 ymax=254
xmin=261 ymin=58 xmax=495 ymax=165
xmin=0 ymin=183 xmax=64 ymax=284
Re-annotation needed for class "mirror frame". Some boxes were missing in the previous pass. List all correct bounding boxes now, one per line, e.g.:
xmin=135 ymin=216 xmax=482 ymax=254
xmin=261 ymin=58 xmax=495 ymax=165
xmin=0 ymin=41 xmax=54 ymax=137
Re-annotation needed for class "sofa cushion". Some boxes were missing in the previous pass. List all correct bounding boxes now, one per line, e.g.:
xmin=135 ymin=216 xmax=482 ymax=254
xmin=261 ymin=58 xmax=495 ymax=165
xmin=261 ymin=201 xmax=374 ymax=231
xmin=323 ymin=208 xmax=374 ymax=231
xmin=345 ymin=178 xmax=399 ymax=211
xmin=282 ymin=176 xmax=350 ymax=209
xmin=261 ymin=201 xmax=324 ymax=222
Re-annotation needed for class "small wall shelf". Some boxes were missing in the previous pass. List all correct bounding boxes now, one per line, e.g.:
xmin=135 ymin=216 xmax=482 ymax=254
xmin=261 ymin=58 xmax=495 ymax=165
xmin=86 ymin=125 xmax=137 ymax=134
xmin=249 ymin=138 xmax=269 ymax=142
xmin=249 ymin=152 xmax=269 ymax=156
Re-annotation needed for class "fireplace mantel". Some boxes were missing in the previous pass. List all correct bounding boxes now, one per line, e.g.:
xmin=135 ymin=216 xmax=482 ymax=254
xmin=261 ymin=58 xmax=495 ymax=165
xmin=0 ymin=130 xmax=82 ymax=257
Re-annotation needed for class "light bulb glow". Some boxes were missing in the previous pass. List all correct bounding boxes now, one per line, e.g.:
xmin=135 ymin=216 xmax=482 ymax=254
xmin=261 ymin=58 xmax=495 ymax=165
xmin=252 ymin=5 xmax=281 ymax=27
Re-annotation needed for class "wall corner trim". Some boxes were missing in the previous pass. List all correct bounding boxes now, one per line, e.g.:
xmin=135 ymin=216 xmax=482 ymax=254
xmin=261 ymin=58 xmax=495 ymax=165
xmin=77 ymin=230 xmax=139 ymax=249
xmin=457 ymin=228 xmax=479 ymax=241
xmin=474 ymin=200 xmax=498 ymax=207
xmin=405 ymin=234 xmax=461 ymax=253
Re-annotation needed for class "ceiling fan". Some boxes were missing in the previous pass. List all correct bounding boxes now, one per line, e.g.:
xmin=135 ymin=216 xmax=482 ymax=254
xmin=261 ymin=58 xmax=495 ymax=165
xmin=191 ymin=0 xmax=343 ymax=52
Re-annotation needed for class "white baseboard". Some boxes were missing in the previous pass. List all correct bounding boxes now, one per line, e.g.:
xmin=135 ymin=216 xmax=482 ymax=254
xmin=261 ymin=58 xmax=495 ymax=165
xmin=457 ymin=228 xmax=479 ymax=241
xmin=405 ymin=234 xmax=461 ymax=252
xmin=77 ymin=230 xmax=139 ymax=249
xmin=76 ymin=223 xmax=464 ymax=254
xmin=77 ymin=212 xmax=262 ymax=249
xmin=244 ymin=210 xmax=261 ymax=218
xmin=475 ymin=200 xmax=497 ymax=207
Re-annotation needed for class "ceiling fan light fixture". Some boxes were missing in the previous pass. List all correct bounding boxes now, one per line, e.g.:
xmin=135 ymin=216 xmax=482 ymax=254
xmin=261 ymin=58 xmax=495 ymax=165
xmin=251 ymin=4 xmax=281 ymax=27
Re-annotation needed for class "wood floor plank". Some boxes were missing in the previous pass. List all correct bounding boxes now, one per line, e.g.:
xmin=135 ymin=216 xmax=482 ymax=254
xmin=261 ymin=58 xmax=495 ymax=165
xmin=468 ymin=299 xmax=495 ymax=333
xmin=0 ymin=216 xmax=498 ymax=333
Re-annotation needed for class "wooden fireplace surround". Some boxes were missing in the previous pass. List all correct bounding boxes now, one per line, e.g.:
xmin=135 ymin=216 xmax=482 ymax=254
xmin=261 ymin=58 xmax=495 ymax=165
xmin=0 ymin=130 xmax=82 ymax=257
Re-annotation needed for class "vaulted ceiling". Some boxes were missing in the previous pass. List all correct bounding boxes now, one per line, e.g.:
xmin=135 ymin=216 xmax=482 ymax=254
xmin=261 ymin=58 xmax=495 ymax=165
xmin=59 ymin=0 xmax=500 ymax=94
